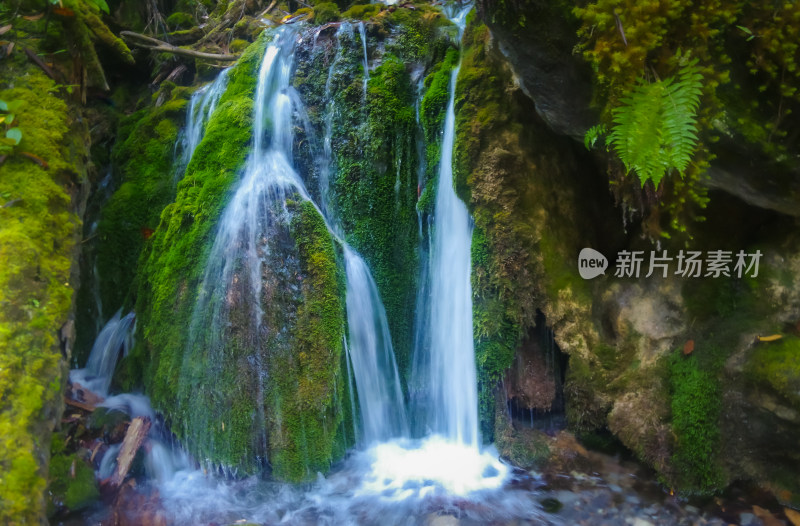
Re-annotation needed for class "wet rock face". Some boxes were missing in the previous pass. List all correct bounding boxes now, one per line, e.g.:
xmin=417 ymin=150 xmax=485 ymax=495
xmin=506 ymin=336 xmax=557 ymax=412
xmin=475 ymin=0 xmax=595 ymax=138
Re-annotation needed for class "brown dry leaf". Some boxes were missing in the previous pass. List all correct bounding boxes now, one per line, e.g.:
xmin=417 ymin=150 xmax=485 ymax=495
xmin=23 ymin=13 xmax=45 ymax=21
xmin=683 ymin=339 xmax=695 ymax=355
xmin=0 ymin=25 xmax=11 ymax=35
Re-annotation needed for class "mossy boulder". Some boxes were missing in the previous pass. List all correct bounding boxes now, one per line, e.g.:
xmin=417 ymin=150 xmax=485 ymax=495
xmin=130 ymin=31 xmax=353 ymax=480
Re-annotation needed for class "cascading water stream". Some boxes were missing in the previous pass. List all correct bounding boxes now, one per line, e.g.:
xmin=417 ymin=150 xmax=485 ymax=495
xmin=344 ymin=247 xmax=408 ymax=443
xmin=315 ymin=23 xmax=409 ymax=445
xmin=70 ymin=309 xmax=136 ymax=396
xmin=358 ymin=21 xmax=369 ymax=97
xmin=425 ymin=5 xmax=478 ymax=448
xmin=179 ymin=68 xmax=230 ymax=172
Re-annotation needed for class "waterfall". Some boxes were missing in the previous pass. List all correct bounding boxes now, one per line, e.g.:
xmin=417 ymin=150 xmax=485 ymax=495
xmin=358 ymin=21 xmax=369 ymax=97
xmin=179 ymin=68 xmax=230 ymax=171
xmin=183 ymin=24 xmax=407 ymax=455
xmin=424 ymin=6 xmax=478 ymax=447
xmin=314 ymin=24 xmax=409 ymax=445
xmin=344 ymin=247 xmax=408 ymax=443
xmin=70 ymin=309 xmax=136 ymax=396
xmin=70 ymin=12 xmax=529 ymax=524
xmin=187 ymin=28 xmax=308 ymax=355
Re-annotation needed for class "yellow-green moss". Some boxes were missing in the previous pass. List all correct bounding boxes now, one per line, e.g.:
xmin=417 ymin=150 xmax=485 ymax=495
xmin=747 ymin=336 xmax=800 ymax=406
xmin=267 ymin=200 xmax=348 ymax=481
xmin=313 ymin=2 xmax=340 ymax=24
xmin=130 ymin=34 xmax=270 ymax=469
xmin=0 ymin=69 xmax=83 ymax=524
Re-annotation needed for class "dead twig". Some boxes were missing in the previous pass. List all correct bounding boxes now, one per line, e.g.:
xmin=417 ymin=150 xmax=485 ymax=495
xmin=23 ymin=47 xmax=59 ymax=81
xmin=121 ymin=31 xmax=240 ymax=61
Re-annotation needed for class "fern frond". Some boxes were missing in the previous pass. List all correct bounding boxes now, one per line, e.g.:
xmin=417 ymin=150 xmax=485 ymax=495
xmin=608 ymin=60 xmax=703 ymax=187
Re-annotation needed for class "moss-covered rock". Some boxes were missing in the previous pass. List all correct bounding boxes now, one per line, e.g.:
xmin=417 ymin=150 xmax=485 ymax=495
xmin=92 ymin=85 xmax=191 ymax=327
xmin=293 ymin=12 xmax=454 ymax=379
xmin=130 ymin=32 xmax=270 ymax=471
xmin=313 ymin=2 xmax=340 ymax=24
xmin=129 ymin=31 xmax=353 ymax=480
xmin=0 ymin=67 xmax=87 ymax=524
xmin=266 ymin=200 xmax=349 ymax=481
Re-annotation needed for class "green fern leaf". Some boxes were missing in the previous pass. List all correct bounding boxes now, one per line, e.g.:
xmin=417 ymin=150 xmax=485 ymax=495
xmin=608 ymin=60 xmax=703 ymax=187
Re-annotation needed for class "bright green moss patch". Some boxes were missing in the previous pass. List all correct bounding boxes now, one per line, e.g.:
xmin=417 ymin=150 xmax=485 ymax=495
xmin=0 ymin=68 xmax=83 ymax=524
xmin=747 ymin=336 xmax=800 ymax=406
xmin=313 ymin=2 xmax=340 ymax=24
xmin=667 ymin=351 xmax=724 ymax=495
xmin=47 ymin=434 xmax=99 ymax=515
xmin=341 ymin=3 xmax=382 ymax=20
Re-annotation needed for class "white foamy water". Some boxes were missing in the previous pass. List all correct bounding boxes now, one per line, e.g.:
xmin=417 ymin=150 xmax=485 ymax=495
xmin=151 ymin=436 xmax=536 ymax=526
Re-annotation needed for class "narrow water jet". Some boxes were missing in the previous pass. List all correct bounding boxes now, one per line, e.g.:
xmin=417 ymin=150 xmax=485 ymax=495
xmin=424 ymin=5 xmax=478 ymax=448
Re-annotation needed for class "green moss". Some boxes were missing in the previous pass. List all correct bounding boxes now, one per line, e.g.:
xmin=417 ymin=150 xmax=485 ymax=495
xmin=313 ymin=2 xmax=340 ymax=24
xmin=667 ymin=350 xmax=724 ymax=495
xmin=327 ymin=51 xmax=421 ymax=378
xmin=166 ymin=11 xmax=195 ymax=30
xmin=94 ymin=90 xmax=188 ymax=318
xmin=267 ymin=201 xmax=348 ymax=481
xmin=747 ymin=336 xmax=800 ymax=406
xmin=130 ymin=32 xmax=271 ymax=471
xmin=47 ymin=436 xmax=99 ymax=514
xmin=0 ymin=68 xmax=84 ymax=524
xmin=341 ymin=3 xmax=382 ymax=20
xmin=229 ymin=38 xmax=251 ymax=53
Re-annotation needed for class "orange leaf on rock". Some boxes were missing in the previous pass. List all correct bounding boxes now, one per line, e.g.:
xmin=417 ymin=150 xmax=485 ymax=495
xmin=52 ymin=7 xmax=75 ymax=17
xmin=683 ymin=340 xmax=694 ymax=355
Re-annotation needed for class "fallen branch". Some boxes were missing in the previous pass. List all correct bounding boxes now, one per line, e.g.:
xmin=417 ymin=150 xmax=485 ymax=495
xmin=23 ymin=47 xmax=59 ymax=81
xmin=121 ymin=31 xmax=240 ymax=61
xmin=106 ymin=417 xmax=151 ymax=489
